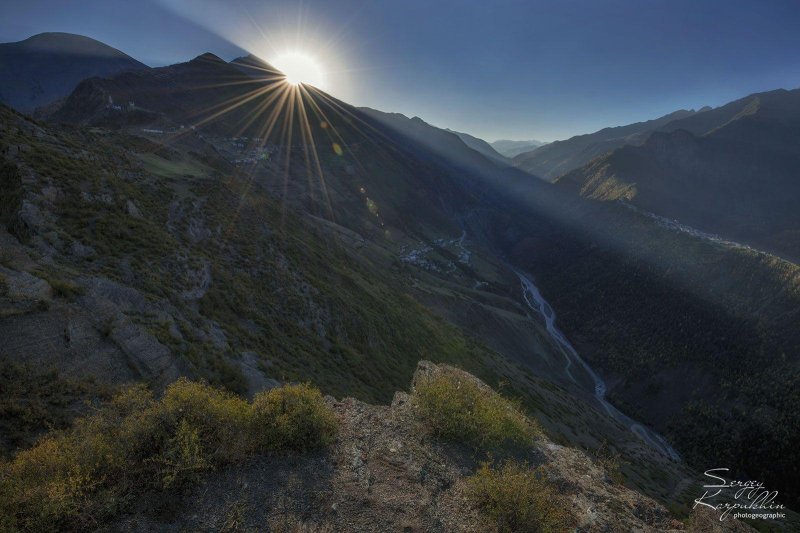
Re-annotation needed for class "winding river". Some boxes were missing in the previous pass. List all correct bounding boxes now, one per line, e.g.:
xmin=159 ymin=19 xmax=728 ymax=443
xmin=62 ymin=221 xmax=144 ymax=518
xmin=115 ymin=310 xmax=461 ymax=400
xmin=516 ymin=270 xmax=681 ymax=461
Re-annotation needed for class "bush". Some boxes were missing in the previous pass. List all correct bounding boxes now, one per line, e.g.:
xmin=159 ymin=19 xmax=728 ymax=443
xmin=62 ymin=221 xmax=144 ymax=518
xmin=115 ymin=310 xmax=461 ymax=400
xmin=159 ymin=379 xmax=253 ymax=467
xmin=0 ymin=379 xmax=337 ymax=532
xmin=0 ymin=360 xmax=111 ymax=455
xmin=252 ymin=383 xmax=338 ymax=451
xmin=1 ymin=437 xmax=96 ymax=532
xmin=412 ymin=368 xmax=540 ymax=452
xmin=0 ymin=158 xmax=22 ymax=225
xmin=593 ymin=440 xmax=624 ymax=485
xmin=467 ymin=462 xmax=573 ymax=533
xmin=47 ymin=279 xmax=84 ymax=300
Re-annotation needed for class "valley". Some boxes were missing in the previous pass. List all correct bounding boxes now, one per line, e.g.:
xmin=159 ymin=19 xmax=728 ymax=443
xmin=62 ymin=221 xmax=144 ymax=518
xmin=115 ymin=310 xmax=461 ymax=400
xmin=516 ymin=269 xmax=680 ymax=461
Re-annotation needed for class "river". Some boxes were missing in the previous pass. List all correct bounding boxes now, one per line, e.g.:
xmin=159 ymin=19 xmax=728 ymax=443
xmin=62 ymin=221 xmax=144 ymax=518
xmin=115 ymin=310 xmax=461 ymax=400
xmin=516 ymin=270 xmax=681 ymax=461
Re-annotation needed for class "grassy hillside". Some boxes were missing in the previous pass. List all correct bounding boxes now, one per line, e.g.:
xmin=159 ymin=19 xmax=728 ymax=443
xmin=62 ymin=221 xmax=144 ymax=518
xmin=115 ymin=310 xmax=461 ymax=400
xmin=0 ymin=104 xmax=501 ymax=405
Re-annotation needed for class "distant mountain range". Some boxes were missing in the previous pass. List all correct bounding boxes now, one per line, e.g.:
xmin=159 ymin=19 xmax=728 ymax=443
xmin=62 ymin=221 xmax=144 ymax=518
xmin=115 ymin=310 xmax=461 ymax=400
xmin=490 ymin=138 xmax=547 ymax=158
xmin=511 ymin=108 xmax=703 ymax=179
xmin=558 ymin=88 xmax=800 ymax=261
xmin=0 ymin=32 xmax=147 ymax=113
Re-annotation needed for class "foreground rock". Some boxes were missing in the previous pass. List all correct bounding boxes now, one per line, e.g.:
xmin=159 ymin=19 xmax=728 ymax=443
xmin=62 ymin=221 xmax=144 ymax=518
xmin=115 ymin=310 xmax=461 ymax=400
xmin=110 ymin=362 xmax=750 ymax=532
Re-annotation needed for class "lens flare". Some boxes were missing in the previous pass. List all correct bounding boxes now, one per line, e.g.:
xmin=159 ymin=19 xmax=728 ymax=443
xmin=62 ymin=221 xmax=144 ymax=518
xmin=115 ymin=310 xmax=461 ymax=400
xmin=272 ymin=51 xmax=325 ymax=87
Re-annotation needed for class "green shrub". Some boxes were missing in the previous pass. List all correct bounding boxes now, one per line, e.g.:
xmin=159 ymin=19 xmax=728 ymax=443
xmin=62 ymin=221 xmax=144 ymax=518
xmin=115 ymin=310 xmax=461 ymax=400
xmin=412 ymin=368 xmax=540 ymax=452
xmin=0 ymin=158 xmax=22 ymax=226
xmin=32 ymin=268 xmax=85 ymax=300
xmin=0 ymin=379 xmax=337 ymax=531
xmin=0 ymin=436 xmax=107 ymax=532
xmin=593 ymin=440 xmax=624 ymax=485
xmin=467 ymin=462 xmax=573 ymax=533
xmin=47 ymin=279 xmax=84 ymax=299
xmin=0 ymin=360 xmax=112 ymax=456
xmin=158 ymin=419 xmax=210 ymax=488
xmin=159 ymin=379 xmax=253 ymax=467
xmin=252 ymin=383 xmax=338 ymax=451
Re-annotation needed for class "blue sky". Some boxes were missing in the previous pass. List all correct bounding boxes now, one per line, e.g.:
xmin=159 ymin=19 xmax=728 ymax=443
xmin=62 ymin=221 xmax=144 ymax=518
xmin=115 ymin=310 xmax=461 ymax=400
xmin=2 ymin=0 xmax=800 ymax=141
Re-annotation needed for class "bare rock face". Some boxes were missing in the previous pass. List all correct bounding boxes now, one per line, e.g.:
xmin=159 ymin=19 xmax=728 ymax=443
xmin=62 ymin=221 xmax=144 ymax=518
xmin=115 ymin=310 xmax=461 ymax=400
xmin=238 ymin=350 xmax=279 ymax=397
xmin=125 ymin=199 xmax=142 ymax=219
xmin=1 ymin=268 xmax=52 ymax=302
xmin=108 ymin=320 xmax=181 ymax=386
xmin=0 ymin=227 xmax=187 ymax=388
xmin=110 ymin=362 xmax=751 ymax=532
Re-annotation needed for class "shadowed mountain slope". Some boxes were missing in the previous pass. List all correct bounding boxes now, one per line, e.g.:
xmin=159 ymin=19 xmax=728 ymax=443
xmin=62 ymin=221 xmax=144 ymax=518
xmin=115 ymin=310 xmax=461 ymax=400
xmin=359 ymin=107 xmax=537 ymax=183
xmin=512 ymin=109 xmax=698 ymax=179
xmin=557 ymin=88 xmax=800 ymax=260
xmin=445 ymin=128 xmax=510 ymax=165
xmin=0 ymin=32 xmax=147 ymax=113
xmin=1 ymin=87 xmax=715 ymax=520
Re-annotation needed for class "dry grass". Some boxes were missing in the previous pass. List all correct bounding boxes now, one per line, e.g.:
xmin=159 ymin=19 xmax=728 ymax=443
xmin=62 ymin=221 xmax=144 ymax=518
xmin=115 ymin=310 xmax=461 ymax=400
xmin=0 ymin=380 xmax=337 ymax=532
xmin=467 ymin=461 xmax=573 ymax=533
xmin=412 ymin=367 xmax=540 ymax=453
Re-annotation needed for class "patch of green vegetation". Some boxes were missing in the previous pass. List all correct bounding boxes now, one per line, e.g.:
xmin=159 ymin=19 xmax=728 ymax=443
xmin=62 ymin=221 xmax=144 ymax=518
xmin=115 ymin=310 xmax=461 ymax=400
xmin=0 ymin=379 xmax=337 ymax=532
xmin=593 ymin=440 xmax=624 ymax=485
xmin=252 ymin=383 xmax=337 ymax=451
xmin=0 ymin=157 xmax=23 ymax=237
xmin=466 ymin=461 xmax=573 ymax=533
xmin=135 ymin=152 xmax=211 ymax=179
xmin=411 ymin=367 xmax=540 ymax=453
xmin=5 ymin=110 xmax=513 ymax=424
xmin=29 ymin=264 xmax=90 ymax=301
xmin=191 ymin=174 xmax=502 ymax=403
xmin=0 ymin=359 xmax=113 ymax=457
xmin=45 ymin=277 xmax=84 ymax=299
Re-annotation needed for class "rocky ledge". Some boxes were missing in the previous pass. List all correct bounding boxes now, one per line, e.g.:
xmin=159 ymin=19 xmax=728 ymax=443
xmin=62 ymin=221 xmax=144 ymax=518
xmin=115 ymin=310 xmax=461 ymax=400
xmin=108 ymin=361 xmax=749 ymax=532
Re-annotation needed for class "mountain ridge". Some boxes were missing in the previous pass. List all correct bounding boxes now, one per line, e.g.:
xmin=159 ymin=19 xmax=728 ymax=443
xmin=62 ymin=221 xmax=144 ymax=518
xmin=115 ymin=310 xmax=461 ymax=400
xmin=511 ymin=108 xmax=698 ymax=179
xmin=444 ymin=128 xmax=511 ymax=165
xmin=556 ymin=87 xmax=800 ymax=261
xmin=0 ymin=32 xmax=147 ymax=113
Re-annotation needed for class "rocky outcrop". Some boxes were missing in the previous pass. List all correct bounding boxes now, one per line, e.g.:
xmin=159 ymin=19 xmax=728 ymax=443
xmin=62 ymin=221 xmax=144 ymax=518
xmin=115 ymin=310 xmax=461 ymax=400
xmin=110 ymin=362 xmax=752 ymax=532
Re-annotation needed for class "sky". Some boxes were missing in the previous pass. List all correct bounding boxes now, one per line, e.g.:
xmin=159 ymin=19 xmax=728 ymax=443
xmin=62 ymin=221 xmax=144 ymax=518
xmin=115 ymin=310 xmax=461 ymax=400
xmin=2 ymin=0 xmax=800 ymax=142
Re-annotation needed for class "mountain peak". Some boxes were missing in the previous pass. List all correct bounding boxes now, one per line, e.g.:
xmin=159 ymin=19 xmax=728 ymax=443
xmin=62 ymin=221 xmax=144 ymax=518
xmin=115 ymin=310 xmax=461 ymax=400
xmin=21 ymin=32 xmax=103 ymax=44
xmin=0 ymin=32 xmax=147 ymax=112
xmin=191 ymin=52 xmax=226 ymax=64
xmin=9 ymin=32 xmax=137 ymax=59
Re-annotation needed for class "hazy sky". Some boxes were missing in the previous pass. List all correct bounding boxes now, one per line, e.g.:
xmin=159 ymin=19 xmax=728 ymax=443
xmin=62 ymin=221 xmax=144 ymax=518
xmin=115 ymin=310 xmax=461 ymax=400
xmin=2 ymin=0 xmax=800 ymax=141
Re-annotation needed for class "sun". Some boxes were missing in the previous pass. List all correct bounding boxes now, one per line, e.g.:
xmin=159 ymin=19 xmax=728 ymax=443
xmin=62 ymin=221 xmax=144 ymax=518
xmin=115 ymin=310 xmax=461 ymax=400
xmin=272 ymin=51 xmax=325 ymax=88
